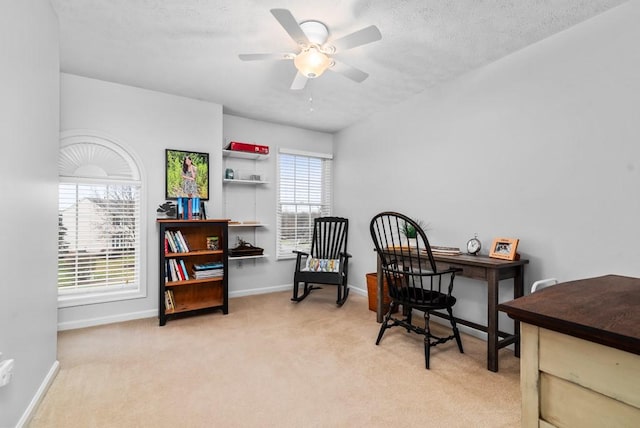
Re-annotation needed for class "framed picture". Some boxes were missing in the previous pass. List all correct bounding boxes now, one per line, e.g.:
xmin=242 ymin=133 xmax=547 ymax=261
xmin=489 ymin=237 xmax=519 ymax=261
xmin=165 ymin=149 xmax=209 ymax=200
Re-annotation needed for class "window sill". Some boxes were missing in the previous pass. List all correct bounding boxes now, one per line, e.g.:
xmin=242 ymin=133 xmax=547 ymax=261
xmin=58 ymin=287 xmax=146 ymax=308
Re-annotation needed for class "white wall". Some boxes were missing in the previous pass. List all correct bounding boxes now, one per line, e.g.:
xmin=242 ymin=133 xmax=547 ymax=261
xmin=334 ymin=1 xmax=640 ymax=335
xmin=59 ymin=74 xmax=223 ymax=329
xmin=222 ymin=114 xmax=333 ymax=295
xmin=58 ymin=79 xmax=334 ymax=326
xmin=0 ymin=1 xmax=60 ymax=426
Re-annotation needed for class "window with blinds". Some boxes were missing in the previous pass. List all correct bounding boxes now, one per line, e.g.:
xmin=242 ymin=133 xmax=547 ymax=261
xmin=58 ymin=182 xmax=141 ymax=293
xmin=58 ymin=134 xmax=144 ymax=305
xmin=277 ymin=150 xmax=332 ymax=259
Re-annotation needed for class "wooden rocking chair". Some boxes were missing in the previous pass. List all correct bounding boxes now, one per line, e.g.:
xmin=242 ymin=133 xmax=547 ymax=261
xmin=291 ymin=217 xmax=351 ymax=306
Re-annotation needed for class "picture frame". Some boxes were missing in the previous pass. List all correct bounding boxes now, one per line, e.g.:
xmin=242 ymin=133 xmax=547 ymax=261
xmin=165 ymin=149 xmax=209 ymax=200
xmin=489 ymin=237 xmax=519 ymax=261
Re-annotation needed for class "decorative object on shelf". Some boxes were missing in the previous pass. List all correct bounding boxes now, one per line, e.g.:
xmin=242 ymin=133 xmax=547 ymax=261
xmin=466 ymin=234 xmax=482 ymax=255
xmin=165 ymin=149 xmax=209 ymax=200
xmin=225 ymin=141 xmax=269 ymax=155
xmin=229 ymin=237 xmax=264 ymax=257
xmin=489 ymin=237 xmax=519 ymax=261
xmin=206 ymin=236 xmax=219 ymax=250
xmin=225 ymin=168 xmax=234 ymax=179
xmin=157 ymin=201 xmax=177 ymax=219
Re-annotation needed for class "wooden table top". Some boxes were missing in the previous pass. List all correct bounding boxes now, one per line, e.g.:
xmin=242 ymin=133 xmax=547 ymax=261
xmin=499 ymin=274 xmax=640 ymax=355
xmin=432 ymin=253 xmax=529 ymax=268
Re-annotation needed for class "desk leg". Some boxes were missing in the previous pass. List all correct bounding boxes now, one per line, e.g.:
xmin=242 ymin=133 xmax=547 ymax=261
xmin=487 ymin=269 xmax=499 ymax=372
xmin=376 ymin=256 xmax=383 ymax=323
xmin=513 ymin=266 xmax=525 ymax=358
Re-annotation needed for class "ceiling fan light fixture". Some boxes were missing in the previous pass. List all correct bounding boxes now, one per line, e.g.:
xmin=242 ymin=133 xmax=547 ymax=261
xmin=294 ymin=46 xmax=332 ymax=78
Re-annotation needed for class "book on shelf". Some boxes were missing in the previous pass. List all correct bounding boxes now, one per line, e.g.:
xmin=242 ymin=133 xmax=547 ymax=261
xmin=192 ymin=269 xmax=224 ymax=279
xmin=175 ymin=230 xmax=190 ymax=252
xmin=169 ymin=231 xmax=180 ymax=252
xmin=169 ymin=259 xmax=184 ymax=281
xmin=193 ymin=261 xmax=224 ymax=271
xmin=179 ymin=259 xmax=190 ymax=280
xmin=176 ymin=259 xmax=186 ymax=281
xmin=164 ymin=290 xmax=175 ymax=312
xmin=172 ymin=231 xmax=184 ymax=252
xmin=177 ymin=261 xmax=184 ymax=280
xmin=165 ymin=260 xmax=170 ymax=281
xmin=165 ymin=231 xmax=178 ymax=253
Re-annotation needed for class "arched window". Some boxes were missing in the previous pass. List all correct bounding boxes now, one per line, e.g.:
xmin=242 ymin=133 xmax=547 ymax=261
xmin=58 ymin=131 xmax=145 ymax=306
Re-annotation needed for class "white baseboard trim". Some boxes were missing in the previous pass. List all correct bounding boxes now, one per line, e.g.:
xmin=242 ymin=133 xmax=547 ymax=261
xmin=17 ymin=360 xmax=60 ymax=428
xmin=56 ymin=285 xmax=366 ymax=331
xmin=57 ymin=309 xmax=157 ymax=331
xmin=229 ymin=284 xmax=292 ymax=298
xmin=348 ymin=285 xmax=366 ymax=296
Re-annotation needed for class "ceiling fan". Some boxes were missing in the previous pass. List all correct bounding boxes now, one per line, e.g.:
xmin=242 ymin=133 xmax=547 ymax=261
xmin=239 ymin=9 xmax=382 ymax=90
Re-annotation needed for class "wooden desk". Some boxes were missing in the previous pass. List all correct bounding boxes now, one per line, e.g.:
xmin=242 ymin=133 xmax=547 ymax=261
xmin=376 ymin=253 xmax=529 ymax=372
xmin=499 ymin=275 xmax=640 ymax=427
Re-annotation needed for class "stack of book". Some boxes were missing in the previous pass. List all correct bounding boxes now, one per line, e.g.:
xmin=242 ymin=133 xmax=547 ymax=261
xmin=192 ymin=262 xmax=224 ymax=279
xmin=165 ymin=230 xmax=190 ymax=253
xmin=430 ymin=246 xmax=462 ymax=256
xmin=166 ymin=259 xmax=190 ymax=282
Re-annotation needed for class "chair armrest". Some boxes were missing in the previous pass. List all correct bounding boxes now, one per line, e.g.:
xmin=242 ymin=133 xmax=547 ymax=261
xmin=340 ymin=251 xmax=352 ymax=259
xmin=293 ymin=250 xmax=309 ymax=271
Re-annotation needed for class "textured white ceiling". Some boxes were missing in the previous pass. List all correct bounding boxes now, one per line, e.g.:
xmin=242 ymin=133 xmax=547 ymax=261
xmin=51 ymin=0 xmax=627 ymax=133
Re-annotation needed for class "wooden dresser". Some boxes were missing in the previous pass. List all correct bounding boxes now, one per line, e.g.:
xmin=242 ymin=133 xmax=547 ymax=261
xmin=499 ymin=275 xmax=640 ymax=428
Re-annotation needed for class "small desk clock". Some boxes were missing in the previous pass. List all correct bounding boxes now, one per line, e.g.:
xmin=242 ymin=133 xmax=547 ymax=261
xmin=467 ymin=234 xmax=481 ymax=255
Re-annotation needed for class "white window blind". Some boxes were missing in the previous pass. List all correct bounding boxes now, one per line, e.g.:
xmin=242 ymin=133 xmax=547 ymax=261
xmin=58 ymin=181 xmax=141 ymax=293
xmin=277 ymin=150 xmax=332 ymax=259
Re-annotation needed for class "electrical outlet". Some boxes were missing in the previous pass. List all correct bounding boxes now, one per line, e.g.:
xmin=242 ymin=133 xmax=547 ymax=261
xmin=0 ymin=358 xmax=15 ymax=387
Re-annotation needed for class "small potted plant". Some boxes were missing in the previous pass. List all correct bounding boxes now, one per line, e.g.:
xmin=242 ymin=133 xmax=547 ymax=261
xmin=401 ymin=219 xmax=427 ymax=247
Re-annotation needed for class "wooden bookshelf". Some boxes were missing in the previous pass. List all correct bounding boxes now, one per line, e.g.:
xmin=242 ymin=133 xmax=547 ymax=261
xmin=158 ymin=219 xmax=229 ymax=326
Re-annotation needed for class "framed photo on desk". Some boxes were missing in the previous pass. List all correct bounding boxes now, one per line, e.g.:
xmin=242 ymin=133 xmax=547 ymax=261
xmin=489 ymin=237 xmax=519 ymax=260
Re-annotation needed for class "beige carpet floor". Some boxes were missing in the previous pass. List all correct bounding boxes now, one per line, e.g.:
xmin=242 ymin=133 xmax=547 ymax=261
xmin=30 ymin=289 xmax=521 ymax=427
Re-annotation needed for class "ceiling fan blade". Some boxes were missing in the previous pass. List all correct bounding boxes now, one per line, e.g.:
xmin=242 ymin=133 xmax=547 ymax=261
xmin=270 ymin=9 xmax=310 ymax=46
xmin=331 ymin=25 xmax=382 ymax=51
xmin=238 ymin=53 xmax=293 ymax=61
xmin=330 ymin=60 xmax=369 ymax=83
xmin=290 ymin=72 xmax=308 ymax=90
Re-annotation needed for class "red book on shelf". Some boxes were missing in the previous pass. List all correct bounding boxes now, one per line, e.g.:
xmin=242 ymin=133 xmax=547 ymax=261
xmin=172 ymin=259 xmax=184 ymax=281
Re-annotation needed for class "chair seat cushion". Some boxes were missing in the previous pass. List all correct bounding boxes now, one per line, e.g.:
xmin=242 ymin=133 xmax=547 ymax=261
xmin=396 ymin=287 xmax=456 ymax=308
xmin=302 ymin=257 xmax=341 ymax=273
